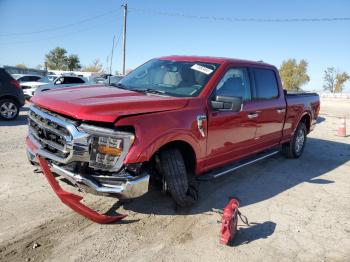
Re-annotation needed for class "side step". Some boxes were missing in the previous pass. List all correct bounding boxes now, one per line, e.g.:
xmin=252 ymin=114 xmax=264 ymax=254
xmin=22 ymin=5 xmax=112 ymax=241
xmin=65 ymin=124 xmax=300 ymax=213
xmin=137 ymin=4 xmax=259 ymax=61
xmin=198 ymin=149 xmax=280 ymax=181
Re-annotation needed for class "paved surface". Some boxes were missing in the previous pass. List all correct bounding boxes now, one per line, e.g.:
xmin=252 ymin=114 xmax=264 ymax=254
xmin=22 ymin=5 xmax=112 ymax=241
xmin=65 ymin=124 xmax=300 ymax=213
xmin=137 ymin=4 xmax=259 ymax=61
xmin=0 ymin=98 xmax=349 ymax=262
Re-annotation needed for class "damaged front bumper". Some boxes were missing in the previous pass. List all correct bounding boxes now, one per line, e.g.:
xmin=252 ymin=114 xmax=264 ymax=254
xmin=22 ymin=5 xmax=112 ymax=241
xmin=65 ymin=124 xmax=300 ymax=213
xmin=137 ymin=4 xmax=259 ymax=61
xmin=36 ymin=155 xmax=127 ymax=223
xmin=26 ymin=135 xmax=149 ymax=223
xmin=26 ymin=137 xmax=150 ymax=199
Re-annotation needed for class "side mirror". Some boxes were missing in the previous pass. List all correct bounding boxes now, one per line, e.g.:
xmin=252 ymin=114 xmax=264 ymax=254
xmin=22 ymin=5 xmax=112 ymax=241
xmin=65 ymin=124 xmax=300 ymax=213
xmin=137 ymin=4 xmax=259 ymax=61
xmin=211 ymin=95 xmax=242 ymax=112
xmin=55 ymin=80 xmax=62 ymax=85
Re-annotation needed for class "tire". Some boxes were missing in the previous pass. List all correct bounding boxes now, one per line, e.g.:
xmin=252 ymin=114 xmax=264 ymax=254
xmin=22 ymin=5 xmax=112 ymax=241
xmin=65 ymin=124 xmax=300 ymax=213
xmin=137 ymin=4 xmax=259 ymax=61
xmin=281 ymin=122 xmax=307 ymax=158
xmin=0 ymin=99 xmax=19 ymax=120
xmin=159 ymin=148 xmax=199 ymax=207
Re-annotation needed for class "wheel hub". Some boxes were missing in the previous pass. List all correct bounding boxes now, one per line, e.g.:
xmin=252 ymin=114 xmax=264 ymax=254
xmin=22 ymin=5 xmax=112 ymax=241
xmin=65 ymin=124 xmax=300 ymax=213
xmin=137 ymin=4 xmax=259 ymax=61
xmin=0 ymin=102 xmax=18 ymax=119
xmin=295 ymin=129 xmax=305 ymax=153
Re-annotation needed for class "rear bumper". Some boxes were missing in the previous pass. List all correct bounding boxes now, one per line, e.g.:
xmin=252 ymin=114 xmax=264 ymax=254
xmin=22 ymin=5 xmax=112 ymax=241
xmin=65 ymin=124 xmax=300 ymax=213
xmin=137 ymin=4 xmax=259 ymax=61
xmin=26 ymin=136 xmax=150 ymax=199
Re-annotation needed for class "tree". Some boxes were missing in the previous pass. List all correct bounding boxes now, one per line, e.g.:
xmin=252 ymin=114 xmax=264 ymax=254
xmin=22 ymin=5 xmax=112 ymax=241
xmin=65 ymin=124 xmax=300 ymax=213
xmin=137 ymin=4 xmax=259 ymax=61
xmin=323 ymin=67 xmax=349 ymax=93
xmin=15 ymin=64 xmax=27 ymax=69
xmin=35 ymin=64 xmax=43 ymax=70
xmin=335 ymin=72 xmax=350 ymax=93
xmin=45 ymin=47 xmax=68 ymax=70
xmin=66 ymin=54 xmax=81 ymax=71
xmin=83 ymin=59 xmax=104 ymax=73
xmin=323 ymin=67 xmax=336 ymax=93
xmin=279 ymin=59 xmax=310 ymax=91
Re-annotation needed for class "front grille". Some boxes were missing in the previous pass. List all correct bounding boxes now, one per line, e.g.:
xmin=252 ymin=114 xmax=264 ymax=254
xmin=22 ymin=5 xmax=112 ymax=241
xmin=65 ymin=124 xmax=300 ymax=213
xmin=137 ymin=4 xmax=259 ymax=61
xmin=28 ymin=106 xmax=72 ymax=159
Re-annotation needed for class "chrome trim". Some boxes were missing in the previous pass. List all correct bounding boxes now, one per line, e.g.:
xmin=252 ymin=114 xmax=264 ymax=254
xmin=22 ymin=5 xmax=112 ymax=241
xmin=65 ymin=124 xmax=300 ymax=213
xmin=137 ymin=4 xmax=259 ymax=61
xmin=197 ymin=115 xmax=207 ymax=138
xmin=51 ymin=164 xmax=149 ymax=199
xmin=213 ymin=150 xmax=279 ymax=178
xmin=27 ymin=105 xmax=134 ymax=172
xmin=247 ymin=113 xmax=259 ymax=119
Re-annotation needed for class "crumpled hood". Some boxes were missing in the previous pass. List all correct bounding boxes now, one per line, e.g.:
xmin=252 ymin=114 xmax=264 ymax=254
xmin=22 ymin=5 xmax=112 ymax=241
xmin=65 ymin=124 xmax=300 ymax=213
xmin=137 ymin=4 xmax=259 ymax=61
xmin=30 ymin=85 xmax=189 ymax=122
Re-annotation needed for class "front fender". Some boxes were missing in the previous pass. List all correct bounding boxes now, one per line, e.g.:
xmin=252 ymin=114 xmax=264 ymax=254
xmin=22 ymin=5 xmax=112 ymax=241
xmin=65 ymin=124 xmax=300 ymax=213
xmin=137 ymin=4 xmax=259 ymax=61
xmin=132 ymin=129 xmax=202 ymax=163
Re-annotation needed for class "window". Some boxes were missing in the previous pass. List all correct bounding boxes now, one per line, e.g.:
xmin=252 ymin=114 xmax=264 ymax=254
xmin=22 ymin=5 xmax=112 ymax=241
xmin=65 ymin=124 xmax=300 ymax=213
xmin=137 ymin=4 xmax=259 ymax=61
xmin=61 ymin=77 xmax=85 ymax=84
xmin=253 ymin=68 xmax=279 ymax=99
xmin=215 ymin=68 xmax=251 ymax=100
xmin=29 ymin=76 xmax=41 ymax=82
xmin=18 ymin=76 xmax=40 ymax=82
xmin=119 ymin=59 xmax=219 ymax=97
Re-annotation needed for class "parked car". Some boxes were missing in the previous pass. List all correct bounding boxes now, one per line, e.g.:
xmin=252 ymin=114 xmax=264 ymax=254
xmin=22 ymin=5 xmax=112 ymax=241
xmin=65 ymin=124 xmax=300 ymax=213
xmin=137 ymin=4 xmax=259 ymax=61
xmin=104 ymin=75 xmax=123 ymax=85
xmin=90 ymin=74 xmax=113 ymax=84
xmin=25 ymin=56 xmax=320 ymax=220
xmin=47 ymin=74 xmax=58 ymax=82
xmin=0 ymin=68 xmax=25 ymax=120
xmin=32 ymin=76 xmax=87 ymax=96
xmin=12 ymin=74 xmax=42 ymax=83
xmin=21 ymin=76 xmax=52 ymax=99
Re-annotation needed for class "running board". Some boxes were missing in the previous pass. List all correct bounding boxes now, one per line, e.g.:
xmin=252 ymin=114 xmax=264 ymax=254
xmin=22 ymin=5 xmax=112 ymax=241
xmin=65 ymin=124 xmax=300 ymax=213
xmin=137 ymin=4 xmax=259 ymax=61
xmin=198 ymin=149 xmax=280 ymax=181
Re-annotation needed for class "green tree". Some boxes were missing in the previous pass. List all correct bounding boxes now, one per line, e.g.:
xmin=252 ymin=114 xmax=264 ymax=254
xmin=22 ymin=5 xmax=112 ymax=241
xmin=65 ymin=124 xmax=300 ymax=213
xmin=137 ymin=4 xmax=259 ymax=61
xmin=15 ymin=63 xmax=27 ymax=69
xmin=83 ymin=59 xmax=104 ymax=73
xmin=66 ymin=54 xmax=81 ymax=71
xmin=279 ymin=59 xmax=310 ymax=91
xmin=45 ymin=47 xmax=68 ymax=70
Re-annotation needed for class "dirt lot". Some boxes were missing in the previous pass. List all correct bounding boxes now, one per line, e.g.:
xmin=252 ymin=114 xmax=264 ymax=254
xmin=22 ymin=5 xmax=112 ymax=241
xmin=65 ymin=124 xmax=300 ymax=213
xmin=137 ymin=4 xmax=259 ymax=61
xmin=1 ymin=98 xmax=350 ymax=262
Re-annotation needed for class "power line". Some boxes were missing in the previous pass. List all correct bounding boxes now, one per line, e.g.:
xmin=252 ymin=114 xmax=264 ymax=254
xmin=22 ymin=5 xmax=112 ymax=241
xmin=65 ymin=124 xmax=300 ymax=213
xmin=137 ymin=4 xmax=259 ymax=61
xmin=129 ymin=7 xmax=350 ymax=23
xmin=0 ymin=17 xmax=116 ymax=45
xmin=0 ymin=9 xmax=119 ymax=37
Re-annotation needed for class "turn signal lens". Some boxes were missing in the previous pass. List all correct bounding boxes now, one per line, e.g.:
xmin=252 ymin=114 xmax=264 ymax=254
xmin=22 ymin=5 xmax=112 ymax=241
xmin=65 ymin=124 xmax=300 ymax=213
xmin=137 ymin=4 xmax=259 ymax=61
xmin=97 ymin=145 xmax=122 ymax=156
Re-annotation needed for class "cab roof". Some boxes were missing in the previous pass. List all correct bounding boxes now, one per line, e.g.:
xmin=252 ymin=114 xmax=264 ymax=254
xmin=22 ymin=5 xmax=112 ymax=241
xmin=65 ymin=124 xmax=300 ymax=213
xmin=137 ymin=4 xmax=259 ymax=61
xmin=159 ymin=55 xmax=274 ymax=68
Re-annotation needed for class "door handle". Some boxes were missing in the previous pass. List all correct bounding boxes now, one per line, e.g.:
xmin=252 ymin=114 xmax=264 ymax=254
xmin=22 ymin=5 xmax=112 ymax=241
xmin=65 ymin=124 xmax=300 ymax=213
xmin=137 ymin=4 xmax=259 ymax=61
xmin=248 ymin=112 xmax=259 ymax=119
xmin=276 ymin=108 xmax=286 ymax=114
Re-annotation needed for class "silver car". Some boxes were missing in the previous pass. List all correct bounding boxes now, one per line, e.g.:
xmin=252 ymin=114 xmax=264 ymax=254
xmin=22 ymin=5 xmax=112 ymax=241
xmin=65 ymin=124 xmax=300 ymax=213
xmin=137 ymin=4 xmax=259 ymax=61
xmin=34 ymin=76 xmax=87 ymax=95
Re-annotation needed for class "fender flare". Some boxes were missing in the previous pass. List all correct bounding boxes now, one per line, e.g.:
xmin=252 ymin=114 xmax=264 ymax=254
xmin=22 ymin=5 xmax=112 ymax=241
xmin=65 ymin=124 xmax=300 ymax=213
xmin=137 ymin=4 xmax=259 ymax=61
xmin=294 ymin=110 xmax=312 ymax=134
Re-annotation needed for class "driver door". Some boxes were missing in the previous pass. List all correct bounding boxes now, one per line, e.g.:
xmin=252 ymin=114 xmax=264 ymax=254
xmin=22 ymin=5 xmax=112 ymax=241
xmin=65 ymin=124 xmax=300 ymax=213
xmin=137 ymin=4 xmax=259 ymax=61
xmin=205 ymin=67 xmax=259 ymax=171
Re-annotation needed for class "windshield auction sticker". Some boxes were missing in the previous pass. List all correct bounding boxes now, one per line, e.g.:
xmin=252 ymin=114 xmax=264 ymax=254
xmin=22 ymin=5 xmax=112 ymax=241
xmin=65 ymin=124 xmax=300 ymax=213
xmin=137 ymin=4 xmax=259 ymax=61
xmin=191 ymin=64 xmax=213 ymax=75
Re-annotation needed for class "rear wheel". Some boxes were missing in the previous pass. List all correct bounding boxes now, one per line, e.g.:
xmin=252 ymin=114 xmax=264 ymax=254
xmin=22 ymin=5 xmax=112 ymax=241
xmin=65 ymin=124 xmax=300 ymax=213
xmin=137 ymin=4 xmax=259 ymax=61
xmin=281 ymin=122 xmax=307 ymax=158
xmin=0 ymin=99 xmax=19 ymax=120
xmin=159 ymin=148 xmax=198 ymax=207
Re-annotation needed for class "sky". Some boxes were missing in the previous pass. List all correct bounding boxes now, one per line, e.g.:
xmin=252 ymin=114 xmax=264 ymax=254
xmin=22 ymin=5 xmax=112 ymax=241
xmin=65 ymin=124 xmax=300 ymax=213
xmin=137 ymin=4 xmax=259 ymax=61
xmin=0 ymin=0 xmax=349 ymax=92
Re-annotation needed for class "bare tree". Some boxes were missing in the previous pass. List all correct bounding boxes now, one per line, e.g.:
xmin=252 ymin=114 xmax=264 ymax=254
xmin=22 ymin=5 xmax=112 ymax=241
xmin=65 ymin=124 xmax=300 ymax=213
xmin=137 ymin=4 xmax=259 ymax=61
xmin=83 ymin=59 xmax=104 ymax=73
xmin=323 ymin=67 xmax=350 ymax=93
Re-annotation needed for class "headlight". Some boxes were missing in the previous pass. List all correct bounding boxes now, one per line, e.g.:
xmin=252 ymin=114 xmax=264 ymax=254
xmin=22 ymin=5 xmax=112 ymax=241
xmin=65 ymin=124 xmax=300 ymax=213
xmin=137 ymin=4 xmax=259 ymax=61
xmin=79 ymin=124 xmax=134 ymax=172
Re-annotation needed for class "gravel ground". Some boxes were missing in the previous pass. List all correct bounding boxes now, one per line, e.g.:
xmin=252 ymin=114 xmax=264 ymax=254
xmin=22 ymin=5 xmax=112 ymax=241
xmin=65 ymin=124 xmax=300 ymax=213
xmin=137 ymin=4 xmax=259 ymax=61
xmin=0 ymin=98 xmax=350 ymax=262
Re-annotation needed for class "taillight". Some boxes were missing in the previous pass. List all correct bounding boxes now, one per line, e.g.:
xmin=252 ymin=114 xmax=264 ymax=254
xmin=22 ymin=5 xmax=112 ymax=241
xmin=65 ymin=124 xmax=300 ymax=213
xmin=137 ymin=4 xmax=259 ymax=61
xmin=10 ymin=79 xmax=21 ymax=89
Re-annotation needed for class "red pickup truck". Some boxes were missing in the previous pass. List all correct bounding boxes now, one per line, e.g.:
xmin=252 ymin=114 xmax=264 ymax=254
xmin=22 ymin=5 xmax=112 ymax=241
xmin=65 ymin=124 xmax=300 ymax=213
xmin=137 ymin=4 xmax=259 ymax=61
xmin=26 ymin=56 xmax=320 ymax=213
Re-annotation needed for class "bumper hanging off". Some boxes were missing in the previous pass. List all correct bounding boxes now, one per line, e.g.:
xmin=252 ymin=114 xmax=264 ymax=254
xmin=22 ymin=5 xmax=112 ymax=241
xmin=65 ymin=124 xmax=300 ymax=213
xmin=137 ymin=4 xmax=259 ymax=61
xmin=36 ymin=155 xmax=127 ymax=224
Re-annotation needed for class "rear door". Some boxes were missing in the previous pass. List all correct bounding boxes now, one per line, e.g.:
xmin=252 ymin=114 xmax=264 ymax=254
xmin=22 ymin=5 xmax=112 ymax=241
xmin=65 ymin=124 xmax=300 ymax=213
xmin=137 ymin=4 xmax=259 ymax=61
xmin=250 ymin=67 xmax=286 ymax=149
xmin=205 ymin=67 xmax=258 ymax=170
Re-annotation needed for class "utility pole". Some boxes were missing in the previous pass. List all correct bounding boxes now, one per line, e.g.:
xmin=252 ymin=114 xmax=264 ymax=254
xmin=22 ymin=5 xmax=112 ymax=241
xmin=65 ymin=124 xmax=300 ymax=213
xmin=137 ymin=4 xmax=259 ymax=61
xmin=109 ymin=36 xmax=115 ymax=75
xmin=121 ymin=3 xmax=127 ymax=75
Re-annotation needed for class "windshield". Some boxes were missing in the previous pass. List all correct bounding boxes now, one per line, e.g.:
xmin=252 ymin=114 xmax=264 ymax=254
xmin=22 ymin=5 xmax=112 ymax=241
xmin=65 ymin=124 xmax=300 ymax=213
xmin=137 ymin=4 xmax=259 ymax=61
xmin=119 ymin=59 xmax=219 ymax=97
xmin=39 ymin=76 xmax=51 ymax=83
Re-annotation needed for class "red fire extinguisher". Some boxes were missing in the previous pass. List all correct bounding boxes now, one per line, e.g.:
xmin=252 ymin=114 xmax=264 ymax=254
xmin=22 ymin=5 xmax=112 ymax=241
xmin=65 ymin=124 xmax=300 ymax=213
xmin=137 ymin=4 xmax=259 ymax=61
xmin=220 ymin=197 xmax=249 ymax=245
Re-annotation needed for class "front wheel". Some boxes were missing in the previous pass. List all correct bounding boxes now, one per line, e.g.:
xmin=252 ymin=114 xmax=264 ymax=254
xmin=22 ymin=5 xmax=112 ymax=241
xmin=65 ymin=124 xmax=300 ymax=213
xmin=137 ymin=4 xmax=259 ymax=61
xmin=0 ymin=99 xmax=19 ymax=120
xmin=281 ymin=122 xmax=307 ymax=158
xmin=159 ymin=148 xmax=198 ymax=207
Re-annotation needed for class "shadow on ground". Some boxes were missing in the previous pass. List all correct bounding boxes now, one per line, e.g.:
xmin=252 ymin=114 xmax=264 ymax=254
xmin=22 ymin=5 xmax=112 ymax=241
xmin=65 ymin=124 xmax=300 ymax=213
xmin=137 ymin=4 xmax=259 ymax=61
xmin=316 ymin=116 xmax=326 ymax=124
xmin=232 ymin=221 xmax=277 ymax=246
xmin=117 ymin=137 xmax=349 ymax=218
